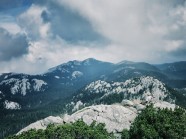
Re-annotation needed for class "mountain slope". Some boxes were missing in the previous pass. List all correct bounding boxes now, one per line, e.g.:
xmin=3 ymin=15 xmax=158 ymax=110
xmin=67 ymin=76 xmax=175 ymax=113
xmin=15 ymin=76 xmax=178 ymax=138
xmin=155 ymin=61 xmax=186 ymax=79
xmin=105 ymin=61 xmax=166 ymax=82
xmin=1 ymin=59 xmax=186 ymax=138
xmin=1 ymin=59 xmax=185 ymax=111
xmin=4 ymin=75 xmax=184 ymax=139
xmin=0 ymin=58 xmax=113 ymax=110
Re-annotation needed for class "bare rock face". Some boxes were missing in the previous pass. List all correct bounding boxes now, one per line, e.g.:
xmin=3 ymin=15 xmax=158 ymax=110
xmin=154 ymin=101 xmax=175 ymax=109
xmin=17 ymin=104 xmax=137 ymax=134
xmin=17 ymin=102 xmax=175 ymax=135
xmin=17 ymin=116 xmax=63 ymax=135
xmin=64 ymin=104 xmax=137 ymax=133
xmin=84 ymin=76 xmax=172 ymax=104
xmin=121 ymin=99 xmax=134 ymax=107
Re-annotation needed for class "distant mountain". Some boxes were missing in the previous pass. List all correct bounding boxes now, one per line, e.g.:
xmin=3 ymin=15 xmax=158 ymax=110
xmin=44 ymin=58 xmax=113 ymax=90
xmin=105 ymin=61 xmax=166 ymax=82
xmin=155 ymin=61 xmax=186 ymax=88
xmin=1 ymin=59 xmax=186 ymax=111
xmin=0 ymin=58 xmax=113 ymax=110
xmin=0 ymin=73 xmax=48 ymax=110
xmin=1 ymin=58 xmax=186 ymax=138
xmin=155 ymin=61 xmax=186 ymax=80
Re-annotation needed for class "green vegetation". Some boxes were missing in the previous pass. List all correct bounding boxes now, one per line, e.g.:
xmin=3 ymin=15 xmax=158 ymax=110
xmin=170 ymin=88 xmax=186 ymax=109
xmin=122 ymin=104 xmax=186 ymax=139
xmin=0 ymin=97 xmax=69 ymax=139
xmin=99 ymin=93 xmax=124 ymax=105
xmin=6 ymin=120 xmax=114 ymax=139
xmin=5 ymin=104 xmax=186 ymax=139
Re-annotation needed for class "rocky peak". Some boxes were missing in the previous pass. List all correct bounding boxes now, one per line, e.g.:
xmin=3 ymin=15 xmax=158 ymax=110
xmin=84 ymin=76 xmax=171 ymax=104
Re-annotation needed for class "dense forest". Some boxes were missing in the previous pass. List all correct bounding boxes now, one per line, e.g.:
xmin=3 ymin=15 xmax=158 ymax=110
xmin=6 ymin=105 xmax=186 ymax=139
xmin=122 ymin=105 xmax=186 ymax=139
xmin=0 ymin=97 xmax=68 ymax=139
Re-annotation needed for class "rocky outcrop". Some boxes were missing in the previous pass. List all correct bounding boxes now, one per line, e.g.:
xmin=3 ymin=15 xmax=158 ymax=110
xmin=121 ymin=99 xmax=175 ymax=111
xmin=69 ymin=76 xmax=175 ymax=112
xmin=84 ymin=76 xmax=170 ymax=104
xmin=17 ymin=116 xmax=63 ymax=135
xmin=17 ymin=104 xmax=137 ymax=134
xmin=154 ymin=101 xmax=175 ymax=109
xmin=17 ymin=101 xmax=175 ymax=135
xmin=63 ymin=104 xmax=137 ymax=133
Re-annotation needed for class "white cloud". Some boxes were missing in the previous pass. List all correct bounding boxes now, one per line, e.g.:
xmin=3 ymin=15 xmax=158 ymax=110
xmin=1 ymin=1 xmax=186 ymax=74
xmin=0 ymin=15 xmax=21 ymax=34
xmin=56 ymin=0 xmax=186 ymax=62
xmin=18 ymin=4 xmax=51 ymax=40
xmin=0 ymin=22 xmax=21 ymax=34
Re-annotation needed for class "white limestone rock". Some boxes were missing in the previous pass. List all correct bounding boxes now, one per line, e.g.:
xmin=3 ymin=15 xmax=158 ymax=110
xmin=17 ymin=116 xmax=63 ymax=135
xmin=121 ymin=100 xmax=134 ymax=106
xmin=17 ymin=102 xmax=175 ymax=135
xmin=67 ymin=104 xmax=137 ymax=133
xmin=4 ymin=100 xmax=21 ymax=110
xmin=134 ymin=103 xmax=145 ymax=111
xmin=72 ymin=100 xmax=84 ymax=112
xmin=18 ymin=104 xmax=137 ymax=134
xmin=32 ymin=79 xmax=47 ymax=91
xmin=154 ymin=101 xmax=175 ymax=110
xmin=72 ymin=71 xmax=83 ymax=79
xmin=84 ymin=76 xmax=171 ymax=104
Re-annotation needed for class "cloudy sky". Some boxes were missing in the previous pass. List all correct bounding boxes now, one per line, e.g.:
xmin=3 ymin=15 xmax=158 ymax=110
xmin=0 ymin=0 xmax=186 ymax=74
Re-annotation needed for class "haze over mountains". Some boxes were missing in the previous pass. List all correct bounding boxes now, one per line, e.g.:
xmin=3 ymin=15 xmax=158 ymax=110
xmin=0 ymin=58 xmax=186 ymax=111
xmin=1 ymin=58 xmax=186 ymax=138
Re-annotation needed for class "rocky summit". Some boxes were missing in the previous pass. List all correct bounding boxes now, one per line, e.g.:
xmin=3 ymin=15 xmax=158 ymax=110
xmin=17 ymin=99 xmax=175 ymax=136
xmin=17 ymin=104 xmax=136 ymax=134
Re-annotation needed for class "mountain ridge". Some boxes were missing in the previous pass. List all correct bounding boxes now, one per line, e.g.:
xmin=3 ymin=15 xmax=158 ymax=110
xmin=1 ymin=58 xmax=186 ymax=111
xmin=1 ymin=58 xmax=186 ymax=138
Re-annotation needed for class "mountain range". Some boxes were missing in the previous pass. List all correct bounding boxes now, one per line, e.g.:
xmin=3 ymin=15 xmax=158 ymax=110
xmin=0 ymin=58 xmax=186 ymax=138
xmin=15 ymin=76 xmax=178 ymax=138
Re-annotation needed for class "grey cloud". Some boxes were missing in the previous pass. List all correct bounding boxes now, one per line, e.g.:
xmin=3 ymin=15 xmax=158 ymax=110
xmin=32 ymin=1 xmax=107 ymax=43
xmin=41 ymin=10 xmax=50 ymax=23
xmin=50 ymin=7 xmax=106 ymax=42
xmin=0 ymin=28 xmax=29 ymax=61
xmin=169 ymin=43 xmax=186 ymax=57
xmin=56 ymin=0 xmax=186 ymax=63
